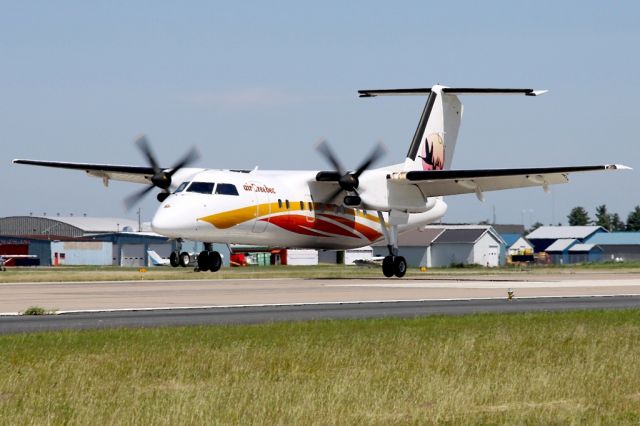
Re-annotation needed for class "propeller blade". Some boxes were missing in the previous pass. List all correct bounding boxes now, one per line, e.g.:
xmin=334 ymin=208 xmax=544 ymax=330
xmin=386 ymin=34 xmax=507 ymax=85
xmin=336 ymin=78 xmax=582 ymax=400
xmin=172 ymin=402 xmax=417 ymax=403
xmin=134 ymin=135 xmax=160 ymax=173
xmin=166 ymin=146 xmax=200 ymax=178
xmin=124 ymin=184 xmax=156 ymax=211
xmin=354 ymin=141 xmax=386 ymax=178
xmin=315 ymin=139 xmax=344 ymax=174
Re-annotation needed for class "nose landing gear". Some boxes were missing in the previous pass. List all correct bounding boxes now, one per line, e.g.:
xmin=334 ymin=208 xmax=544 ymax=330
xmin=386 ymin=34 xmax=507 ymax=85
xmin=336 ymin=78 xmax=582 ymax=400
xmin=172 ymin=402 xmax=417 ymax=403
xmin=169 ymin=239 xmax=191 ymax=268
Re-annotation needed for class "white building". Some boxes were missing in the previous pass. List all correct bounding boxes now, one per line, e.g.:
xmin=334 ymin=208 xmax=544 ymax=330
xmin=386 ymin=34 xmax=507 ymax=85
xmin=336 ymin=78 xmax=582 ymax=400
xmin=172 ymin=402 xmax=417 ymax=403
xmin=372 ymin=225 xmax=505 ymax=268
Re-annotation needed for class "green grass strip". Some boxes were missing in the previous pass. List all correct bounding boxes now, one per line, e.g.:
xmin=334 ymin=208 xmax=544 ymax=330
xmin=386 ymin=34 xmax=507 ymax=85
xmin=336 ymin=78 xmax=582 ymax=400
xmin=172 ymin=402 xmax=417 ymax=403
xmin=2 ymin=310 xmax=640 ymax=424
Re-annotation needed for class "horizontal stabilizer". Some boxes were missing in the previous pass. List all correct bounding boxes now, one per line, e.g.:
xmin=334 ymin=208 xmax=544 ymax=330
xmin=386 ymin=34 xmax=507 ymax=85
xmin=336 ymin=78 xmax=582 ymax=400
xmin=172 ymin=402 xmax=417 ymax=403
xmin=359 ymin=88 xmax=547 ymax=97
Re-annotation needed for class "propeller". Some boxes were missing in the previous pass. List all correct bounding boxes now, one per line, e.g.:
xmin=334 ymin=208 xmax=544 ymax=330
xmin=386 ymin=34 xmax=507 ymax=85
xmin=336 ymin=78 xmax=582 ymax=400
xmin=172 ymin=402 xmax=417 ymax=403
xmin=124 ymin=135 xmax=200 ymax=210
xmin=315 ymin=139 xmax=386 ymax=206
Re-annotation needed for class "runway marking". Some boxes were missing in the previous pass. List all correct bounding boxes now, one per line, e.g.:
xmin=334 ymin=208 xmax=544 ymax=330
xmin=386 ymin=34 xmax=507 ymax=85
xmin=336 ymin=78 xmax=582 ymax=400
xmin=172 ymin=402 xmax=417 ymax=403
xmin=3 ymin=293 xmax=640 ymax=317
xmin=0 ymin=277 xmax=298 ymax=286
xmin=327 ymin=279 xmax=640 ymax=289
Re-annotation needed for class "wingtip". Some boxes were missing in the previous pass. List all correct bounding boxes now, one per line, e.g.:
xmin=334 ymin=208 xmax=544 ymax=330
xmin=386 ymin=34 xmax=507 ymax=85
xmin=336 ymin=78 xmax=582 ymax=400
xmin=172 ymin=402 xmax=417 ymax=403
xmin=528 ymin=89 xmax=548 ymax=96
xmin=606 ymin=164 xmax=633 ymax=170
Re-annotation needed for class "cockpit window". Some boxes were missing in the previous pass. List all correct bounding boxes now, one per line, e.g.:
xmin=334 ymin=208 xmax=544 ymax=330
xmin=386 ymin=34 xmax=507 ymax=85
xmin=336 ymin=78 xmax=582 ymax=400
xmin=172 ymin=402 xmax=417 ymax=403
xmin=215 ymin=183 xmax=239 ymax=196
xmin=186 ymin=182 xmax=215 ymax=194
xmin=174 ymin=181 xmax=189 ymax=193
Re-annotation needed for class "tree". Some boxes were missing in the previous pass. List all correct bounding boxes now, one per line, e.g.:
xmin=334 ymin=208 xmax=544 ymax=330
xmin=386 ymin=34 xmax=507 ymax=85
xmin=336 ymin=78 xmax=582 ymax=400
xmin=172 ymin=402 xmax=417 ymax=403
xmin=567 ymin=206 xmax=591 ymax=226
xmin=626 ymin=206 xmax=640 ymax=231
xmin=595 ymin=204 xmax=611 ymax=231
xmin=610 ymin=213 xmax=626 ymax=231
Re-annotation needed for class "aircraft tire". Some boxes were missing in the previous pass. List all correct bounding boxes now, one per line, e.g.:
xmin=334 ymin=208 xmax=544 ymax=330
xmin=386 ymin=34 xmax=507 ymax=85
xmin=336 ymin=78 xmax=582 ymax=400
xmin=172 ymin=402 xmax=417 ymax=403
xmin=382 ymin=256 xmax=395 ymax=278
xmin=169 ymin=252 xmax=180 ymax=268
xmin=197 ymin=251 xmax=210 ymax=271
xmin=209 ymin=251 xmax=222 ymax=272
xmin=179 ymin=252 xmax=190 ymax=267
xmin=393 ymin=256 xmax=407 ymax=278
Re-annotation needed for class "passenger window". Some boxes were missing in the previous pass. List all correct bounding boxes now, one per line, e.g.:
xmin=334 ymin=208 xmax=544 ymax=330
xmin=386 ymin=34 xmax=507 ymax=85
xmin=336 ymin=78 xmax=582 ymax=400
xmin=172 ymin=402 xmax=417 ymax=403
xmin=174 ymin=181 xmax=189 ymax=193
xmin=308 ymin=202 xmax=313 ymax=211
xmin=300 ymin=201 xmax=304 ymax=210
xmin=215 ymin=183 xmax=239 ymax=196
xmin=186 ymin=182 xmax=215 ymax=194
xmin=278 ymin=199 xmax=283 ymax=208
xmin=285 ymin=200 xmax=290 ymax=209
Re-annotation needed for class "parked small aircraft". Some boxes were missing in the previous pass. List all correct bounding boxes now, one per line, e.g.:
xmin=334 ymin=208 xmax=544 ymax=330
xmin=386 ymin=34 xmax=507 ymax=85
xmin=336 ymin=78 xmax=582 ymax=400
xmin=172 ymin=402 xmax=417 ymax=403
xmin=14 ymin=85 xmax=630 ymax=277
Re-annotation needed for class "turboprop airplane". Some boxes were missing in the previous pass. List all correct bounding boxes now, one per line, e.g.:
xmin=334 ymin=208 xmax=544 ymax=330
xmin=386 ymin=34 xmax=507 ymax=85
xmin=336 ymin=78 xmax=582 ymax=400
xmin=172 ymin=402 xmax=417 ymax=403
xmin=13 ymin=85 xmax=630 ymax=277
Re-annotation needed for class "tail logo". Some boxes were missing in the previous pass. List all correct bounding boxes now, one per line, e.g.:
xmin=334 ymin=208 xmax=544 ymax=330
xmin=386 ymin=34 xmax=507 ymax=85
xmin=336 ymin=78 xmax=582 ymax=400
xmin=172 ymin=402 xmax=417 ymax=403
xmin=418 ymin=133 xmax=444 ymax=170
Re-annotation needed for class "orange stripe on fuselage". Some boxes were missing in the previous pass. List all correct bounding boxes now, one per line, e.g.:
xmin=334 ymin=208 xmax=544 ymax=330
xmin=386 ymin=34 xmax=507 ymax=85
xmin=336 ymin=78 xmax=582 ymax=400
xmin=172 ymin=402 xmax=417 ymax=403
xmin=198 ymin=201 xmax=382 ymax=241
xmin=266 ymin=215 xmax=361 ymax=239
xmin=319 ymin=213 xmax=383 ymax=242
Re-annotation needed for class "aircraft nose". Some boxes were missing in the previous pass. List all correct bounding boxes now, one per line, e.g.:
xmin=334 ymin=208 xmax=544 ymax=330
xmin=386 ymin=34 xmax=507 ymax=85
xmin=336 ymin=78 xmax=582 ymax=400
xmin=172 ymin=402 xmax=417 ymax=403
xmin=151 ymin=206 xmax=177 ymax=237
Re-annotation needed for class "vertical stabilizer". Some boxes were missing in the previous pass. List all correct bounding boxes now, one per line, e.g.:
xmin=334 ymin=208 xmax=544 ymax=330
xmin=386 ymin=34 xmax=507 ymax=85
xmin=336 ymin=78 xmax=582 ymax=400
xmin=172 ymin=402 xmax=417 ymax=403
xmin=403 ymin=85 xmax=462 ymax=171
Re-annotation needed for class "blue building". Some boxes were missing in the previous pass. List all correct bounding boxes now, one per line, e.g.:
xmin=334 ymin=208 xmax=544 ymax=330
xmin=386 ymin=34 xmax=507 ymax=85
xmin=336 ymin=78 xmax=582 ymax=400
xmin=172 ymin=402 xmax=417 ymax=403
xmin=584 ymin=232 xmax=640 ymax=261
xmin=526 ymin=226 xmax=607 ymax=253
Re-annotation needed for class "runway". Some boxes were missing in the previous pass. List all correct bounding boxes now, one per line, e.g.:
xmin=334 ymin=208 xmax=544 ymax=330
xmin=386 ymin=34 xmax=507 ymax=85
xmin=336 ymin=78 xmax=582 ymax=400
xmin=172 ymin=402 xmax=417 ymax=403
xmin=1 ymin=273 xmax=640 ymax=333
xmin=2 ymin=296 xmax=640 ymax=334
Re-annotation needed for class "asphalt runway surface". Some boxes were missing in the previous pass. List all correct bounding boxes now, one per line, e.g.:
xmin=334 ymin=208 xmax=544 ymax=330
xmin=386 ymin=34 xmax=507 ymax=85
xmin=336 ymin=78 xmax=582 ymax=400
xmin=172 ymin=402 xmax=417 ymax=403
xmin=2 ymin=296 xmax=640 ymax=334
xmin=1 ymin=273 xmax=640 ymax=333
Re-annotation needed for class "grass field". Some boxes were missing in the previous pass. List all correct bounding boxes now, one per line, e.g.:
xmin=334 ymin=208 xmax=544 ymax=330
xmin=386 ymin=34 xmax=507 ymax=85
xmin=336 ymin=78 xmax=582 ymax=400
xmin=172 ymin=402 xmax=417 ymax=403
xmin=2 ymin=261 xmax=640 ymax=283
xmin=2 ymin=310 xmax=640 ymax=424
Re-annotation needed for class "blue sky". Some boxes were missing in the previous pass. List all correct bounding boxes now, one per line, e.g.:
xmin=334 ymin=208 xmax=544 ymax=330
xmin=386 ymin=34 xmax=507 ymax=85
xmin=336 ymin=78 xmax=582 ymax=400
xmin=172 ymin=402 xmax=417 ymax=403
xmin=2 ymin=1 xmax=638 ymax=226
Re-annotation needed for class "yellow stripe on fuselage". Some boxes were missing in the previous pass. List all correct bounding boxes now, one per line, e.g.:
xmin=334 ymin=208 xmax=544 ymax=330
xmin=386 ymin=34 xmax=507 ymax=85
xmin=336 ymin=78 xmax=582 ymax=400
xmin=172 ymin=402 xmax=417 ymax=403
xmin=198 ymin=202 xmax=380 ymax=229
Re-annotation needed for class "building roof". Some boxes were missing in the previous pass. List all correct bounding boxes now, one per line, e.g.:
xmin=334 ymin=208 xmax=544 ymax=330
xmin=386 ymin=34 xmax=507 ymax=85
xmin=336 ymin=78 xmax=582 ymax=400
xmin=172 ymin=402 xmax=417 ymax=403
xmin=55 ymin=216 xmax=141 ymax=233
xmin=569 ymin=244 xmax=601 ymax=252
xmin=545 ymin=239 xmax=577 ymax=252
xmin=509 ymin=237 xmax=533 ymax=249
xmin=0 ymin=216 xmax=84 ymax=238
xmin=372 ymin=227 xmax=445 ymax=247
xmin=527 ymin=226 xmax=605 ymax=240
xmin=433 ymin=228 xmax=488 ymax=244
xmin=501 ymin=234 xmax=522 ymax=247
xmin=492 ymin=224 xmax=525 ymax=235
xmin=585 ymin=232 xmax=640 ymax=245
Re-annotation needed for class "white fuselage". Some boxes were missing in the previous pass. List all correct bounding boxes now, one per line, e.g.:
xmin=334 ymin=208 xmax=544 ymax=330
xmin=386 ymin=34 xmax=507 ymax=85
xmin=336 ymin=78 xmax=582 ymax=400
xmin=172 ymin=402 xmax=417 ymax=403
xmin=151 ymin=168 xmax=447 ymax=249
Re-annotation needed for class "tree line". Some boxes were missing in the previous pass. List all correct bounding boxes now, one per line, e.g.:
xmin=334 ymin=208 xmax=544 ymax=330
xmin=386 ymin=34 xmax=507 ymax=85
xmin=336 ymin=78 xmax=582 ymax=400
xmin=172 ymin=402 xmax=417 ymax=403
xmin=567 ymin=205 xmax=640 ymax=231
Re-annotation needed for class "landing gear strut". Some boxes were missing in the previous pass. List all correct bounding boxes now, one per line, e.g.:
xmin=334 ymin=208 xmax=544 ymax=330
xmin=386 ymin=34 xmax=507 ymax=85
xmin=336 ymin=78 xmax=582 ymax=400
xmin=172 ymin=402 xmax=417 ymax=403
xmin=197 ymin=243 xmax=222 ymax=272
xmin=377 ymin=211 xmax=407 ymax=278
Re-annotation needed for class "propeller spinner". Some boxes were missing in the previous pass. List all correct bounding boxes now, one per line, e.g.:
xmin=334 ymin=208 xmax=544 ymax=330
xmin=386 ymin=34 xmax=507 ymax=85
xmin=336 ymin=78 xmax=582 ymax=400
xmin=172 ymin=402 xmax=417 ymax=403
xmin=315 ymin=139 xmax=386 ymax=206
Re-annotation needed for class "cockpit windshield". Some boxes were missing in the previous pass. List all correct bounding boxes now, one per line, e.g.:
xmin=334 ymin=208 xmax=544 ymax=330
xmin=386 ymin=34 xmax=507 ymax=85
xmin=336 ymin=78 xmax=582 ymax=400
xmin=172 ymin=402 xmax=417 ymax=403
xmin=174 ymin=181 xmax=189 ymax=193
xmin=186 ymin=182 xmax=215 ymax=194
xmin=215 ymin=183 xmax=239 ymax=196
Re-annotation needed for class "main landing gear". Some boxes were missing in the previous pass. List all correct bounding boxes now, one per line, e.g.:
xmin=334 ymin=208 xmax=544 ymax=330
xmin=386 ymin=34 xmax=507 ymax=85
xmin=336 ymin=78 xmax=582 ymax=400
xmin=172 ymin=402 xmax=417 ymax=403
xmin=377 ymin=211 xmax=407 ymax=278
xmin=197 ymin=243 xmax=222 ymax=272
xmin=382 ymin=255 xmax=407 ymax=278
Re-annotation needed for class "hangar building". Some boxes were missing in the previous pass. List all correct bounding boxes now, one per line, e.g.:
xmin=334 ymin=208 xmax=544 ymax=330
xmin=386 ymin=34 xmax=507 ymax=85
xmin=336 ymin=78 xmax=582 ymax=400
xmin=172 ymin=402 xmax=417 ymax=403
xmin=526 ymin=226 xmax=606 ymax=253
xmin=584 ymin=232 xmax=640 ymax=261
xmin=0 ymin=216 xmax=173 ymax=266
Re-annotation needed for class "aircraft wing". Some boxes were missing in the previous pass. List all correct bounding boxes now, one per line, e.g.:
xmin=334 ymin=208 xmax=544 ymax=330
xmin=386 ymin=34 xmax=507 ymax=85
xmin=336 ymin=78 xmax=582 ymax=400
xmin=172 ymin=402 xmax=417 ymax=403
xmin=390 ymin=164 xmax=631 ymax=200
xmin=13 ymin=159 xmax=157 ymax=185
